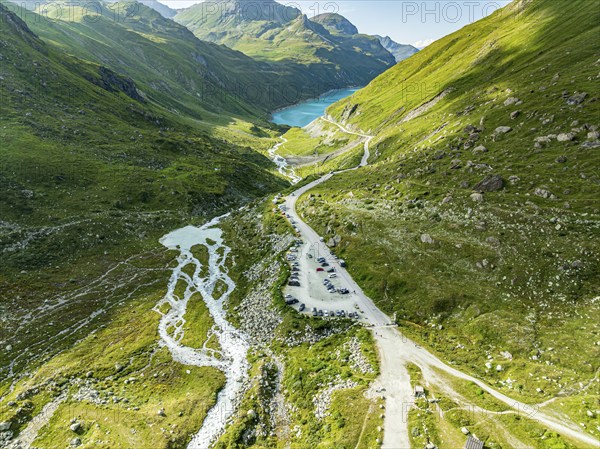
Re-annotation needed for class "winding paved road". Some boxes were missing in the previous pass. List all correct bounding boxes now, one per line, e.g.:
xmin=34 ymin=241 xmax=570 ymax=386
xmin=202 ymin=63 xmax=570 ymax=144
xmin=281 ymin=118 xmax=600 ymax=449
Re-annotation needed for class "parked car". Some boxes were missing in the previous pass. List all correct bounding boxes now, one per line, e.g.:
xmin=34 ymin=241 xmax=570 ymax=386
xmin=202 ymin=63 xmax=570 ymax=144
xmin=340 ymin=310 xmax=346 ymax=317
xmin=312 ymin=308 xmax=318 ymax=317
xmin=288 ymin=281 xmax=300 ymax=287
xmin=327 ymin=268 xmax=336 ymax=273
xmin=324 ymin=310 xmax=329 ymax=317
xmin=299 ymin=303 xmax=306 ymax=312
xmin=316 ymin=268 xmax=324 ymax=272
xmin=318 ymin=310 xmax=323 ymax=317
xmin=321 ymin=263 xmax=329 ymax=267
xmin=329 ymin=273 xmax=337 ymax=278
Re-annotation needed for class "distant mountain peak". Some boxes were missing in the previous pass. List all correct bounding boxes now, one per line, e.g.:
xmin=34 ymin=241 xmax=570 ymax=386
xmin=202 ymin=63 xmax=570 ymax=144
xmin=374 ymin=35 xmax=419 ymax=62
xmin=311 ymin=12 xmax=358 ymax=35
xmin=137 ymin=0 xmax=177 ymax=19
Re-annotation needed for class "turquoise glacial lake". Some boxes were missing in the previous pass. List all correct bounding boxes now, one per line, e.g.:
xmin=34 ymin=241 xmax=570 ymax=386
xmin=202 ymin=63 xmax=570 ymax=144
xmin=271 ymin=88 xmax=359 ymax=128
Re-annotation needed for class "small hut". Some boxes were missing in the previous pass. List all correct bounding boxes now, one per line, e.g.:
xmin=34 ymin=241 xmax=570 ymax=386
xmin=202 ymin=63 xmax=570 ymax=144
xmin=414 ymin=385 xmax=425 ymax=398
xmin=463 ymin=435 xmax=484 ymax=449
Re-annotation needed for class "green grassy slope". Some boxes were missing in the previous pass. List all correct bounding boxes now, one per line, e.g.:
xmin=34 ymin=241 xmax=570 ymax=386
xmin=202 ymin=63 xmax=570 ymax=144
xmin=175 ymin=0 xmax=395 ymax=92
xmin=0 ymin=1 xmax=286 ymax=391
xmin=299 ymin=0 xmax=600 ymax=428
xmin=6 ymin=0 xmax=312 ymax=119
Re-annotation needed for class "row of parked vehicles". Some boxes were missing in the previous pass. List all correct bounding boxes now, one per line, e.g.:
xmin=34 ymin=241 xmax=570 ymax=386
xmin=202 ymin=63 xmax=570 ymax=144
xmin=285 ymin=295 xmax=306 ymax=311
xmin=287 ymin=240 xmax=304 ymax=286
xmin=322 ymin=278 xmax=349 ymax=295
xmin=311 ymin=308 xmax=359 ymax=319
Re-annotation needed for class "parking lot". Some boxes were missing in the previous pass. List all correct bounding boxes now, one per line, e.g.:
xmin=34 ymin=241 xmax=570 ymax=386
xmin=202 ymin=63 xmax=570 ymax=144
xmin=279 ymin=212 xmax=369 ymax=322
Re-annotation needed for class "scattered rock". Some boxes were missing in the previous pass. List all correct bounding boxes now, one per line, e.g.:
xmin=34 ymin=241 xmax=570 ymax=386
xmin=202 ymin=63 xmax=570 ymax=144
xmin=566 ymin=92 xmax=587 ymax=105
xmin=581 ymin=140 xmax=600 ymax=149
xmin=557 ymin=133 xmax=575 ymax=142
xmin=534 ymin=188 xmax=555 ymax=199
xmin=420 ymin=234 xmax=435 ymax=244
xmin=495 ymin=126 xmax=512 ymax=134
xmin=470 ymin=193 xmax=484 ymax=202
xmin=486 ymin=236 xmax=500 ymax=246
xmin=555 ymin=156 xmax=567 ymax=163
xmin=70 ymin=437 xmax=82 ymax=447
xmin=0 ymin=422 xmax=11 ymax=431
xmin=501 ymin=351 xmax=513 ymax=360
xmin=450 ymin=159 xmax=462 ymax=169
xmin=588 ymin=131 xmax=600 ymax=140
xmin=247 ymin=409 xmax=257 ymax=419
xmin=472 ymin=145 xmax=488 ymax=154
xmin=496 ymin=365 xmax=503 ymax=372
xmin=474 ymin=174 xmax=505 ymax=192
xmin=157 ymin=409 xmax=166 ymax=417
xmin=461 ymin=427 xmax=470 ymax=435
xmin=510 ymin=110 xmax=521 ymax=119
xmin=69 ymin=422 xmax=81 ymax=433
xmin=504 ymin=97 xmax=521 ymax=106
xmin=114 ymin=363 xmax=123 ymax=372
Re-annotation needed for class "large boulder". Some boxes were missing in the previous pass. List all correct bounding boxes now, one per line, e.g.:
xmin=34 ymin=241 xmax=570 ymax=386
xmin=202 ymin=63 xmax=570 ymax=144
xmin=474 ymin=175 xmax=505 ymax=192
xmin=566 ymin=92 xmax=587 ymax=105
xmin=557 ymin=133 xmax=575 ymax=142
xmin=495 ymin=126 xmax=513 ymax=134
xmin=504 ymin=97 xmax=521 ymax=106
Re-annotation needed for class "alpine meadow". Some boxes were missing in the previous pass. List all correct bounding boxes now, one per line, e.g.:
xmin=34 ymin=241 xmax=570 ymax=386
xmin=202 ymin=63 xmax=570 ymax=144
xmin=0 ymin=1 xmax=598 ymax=449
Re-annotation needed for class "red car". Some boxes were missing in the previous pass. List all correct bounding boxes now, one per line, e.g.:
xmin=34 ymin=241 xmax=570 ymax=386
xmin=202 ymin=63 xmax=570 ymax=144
xmin=316 ymin=268 xmax=324 ymax=272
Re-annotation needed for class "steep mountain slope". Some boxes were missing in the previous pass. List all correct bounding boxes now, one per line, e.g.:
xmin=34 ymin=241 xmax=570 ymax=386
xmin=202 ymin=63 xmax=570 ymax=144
xmin=175 ymin=0 xmax=395 ymax=91
xmin=298 ymin=0 xmax=600 ymax=427
xmin=0 ymin=0 xmax=286 ymax=395
xmin=9 ymin=0 xmax=314 ymax=119
xmin=310 ymin=13 xmax=418 ymax=64
xmin=311 ymin=12 xmax=358 ymax=36
xmin=374 ymin=35 xmax=419 ymax=62
xmin=137 ymin=0 xmax=177 ymax=18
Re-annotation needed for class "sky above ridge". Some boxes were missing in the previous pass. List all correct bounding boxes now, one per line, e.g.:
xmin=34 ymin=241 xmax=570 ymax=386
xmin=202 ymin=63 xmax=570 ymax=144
xmin=161 ymin=0 xmax=512 ymax=48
